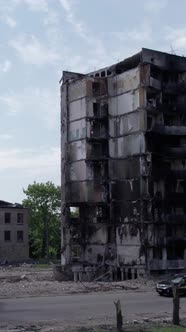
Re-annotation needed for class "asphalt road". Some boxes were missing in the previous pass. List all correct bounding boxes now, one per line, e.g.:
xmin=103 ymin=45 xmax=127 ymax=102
xmin=0 ymin=291 xmax=186 ymax=326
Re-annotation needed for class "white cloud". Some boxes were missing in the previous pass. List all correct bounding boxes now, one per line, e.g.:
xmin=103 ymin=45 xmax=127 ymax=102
xmin=59 ymin=0 xmax=93 ymax=41
xmin=165 ymin=26 xmax=186 ymax=51
xmin=0 ymin=134 xmax=13 ymax=140
xmin=23 ymin=0 xmax=48 ymax=12
xmin=0 ymin=60 xmax=12 ymax=72
xmin=0 ymin=146 xmax=60 ymax=173
xmin=1 ymin=15 xmax=17 ymax=27
xmin=0 ymin=87 xmax=59 ymax=129
xmin=144 ymin=0 xmax=168 ymax=12
xmin=113 ymin=23 xmax=152 ymax=43
xmin=10 ymin=34 xmax=60 ymax=65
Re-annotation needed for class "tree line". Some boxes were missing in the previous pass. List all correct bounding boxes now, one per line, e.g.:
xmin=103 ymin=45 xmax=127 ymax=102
xmin=23 ymin=181 xmax=61 ymax=260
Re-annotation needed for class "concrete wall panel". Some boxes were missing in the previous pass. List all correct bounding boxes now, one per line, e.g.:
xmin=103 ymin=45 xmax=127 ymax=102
xmin=69 ymin=98 xmax=86 ymax=121
xmin=109 ymin=90 xmax=140 ymax=116
xmin=68 ymin=140 xmax=86 ymax=161
xmin=109 ymin=110 xmax=146 ymax=137
xmin=108 ymin=67 xmax=140 ymax=96
xmin=109 ymin=133 xmax=146 ymax=158
xmin=68 ymin=119 xmax=86 ymax=141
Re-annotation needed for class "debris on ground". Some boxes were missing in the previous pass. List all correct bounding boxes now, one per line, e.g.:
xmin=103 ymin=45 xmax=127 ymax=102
xmin=0 ymin=265 xmax=156 ymax=298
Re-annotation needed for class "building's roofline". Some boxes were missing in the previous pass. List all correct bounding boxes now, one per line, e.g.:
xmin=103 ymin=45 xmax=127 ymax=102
xmin=0 ymin=200 xmax=24 ymax=209
xmin=61 ymin=47 xmax=186 ymax=83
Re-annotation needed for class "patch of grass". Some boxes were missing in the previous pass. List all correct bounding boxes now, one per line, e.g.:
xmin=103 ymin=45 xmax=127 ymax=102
xmin=152 ymin=327 xmax=186 ymax=332
xmin=32 ymin=264 xmax=50 ymax=268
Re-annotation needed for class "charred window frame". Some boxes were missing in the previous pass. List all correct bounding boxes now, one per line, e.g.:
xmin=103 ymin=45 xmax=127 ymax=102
xmin=4 ymin=230 xmax=11 ymax=242
xmin=17 ymin=230 xmax=24 ymax=243
xmin=92 ymin=82 xmax=100 ymax=97
xmin=4 ymin=212 xmax=11 ymax=224
xmin=153 ymin=247 xmax=162 ymax=259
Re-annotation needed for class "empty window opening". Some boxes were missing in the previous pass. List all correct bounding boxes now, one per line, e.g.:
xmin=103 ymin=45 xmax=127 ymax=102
xmin=107 ymin=69 xmax=111 ymax=76
xmin=4 ymin=231 xmax=11 ymax=242
xmin=17 ymin=213 xmax=24 ymax=224
xmin=101 ymin=71 xmax=105 ymax=77
xmin=147 ymin=116 xmax=153 ymax=130
xmin=5 ymin=212 xmax=11 ymax=224
xmin=108 ymin=227 xmax=112 ymax=243
xmin=17 ymin=230 xmax=24 ymax=243
xmin=71 ymin=245 xmax=81 ymax=259
xmin=95 ymin=73 xmax=99 ymax=77
xmin=93 ymin=163 xmax=102 ymax=181
xmin=167 ymin=242 xmax=184 ymax=260
xmin=101 ymin=103 xmax=108 ymax=117
xmin=153 ymin=247 xmax=162 ymax=259
xmin=92 ymin=82 xmax=100 ymax=96
xmin=93 ymin=103 xmax=100 ymax=117
xmin=127 ymin=268 xmax=132 ymax=280
xmin=70 ymin=207 xmax=79 ymax=218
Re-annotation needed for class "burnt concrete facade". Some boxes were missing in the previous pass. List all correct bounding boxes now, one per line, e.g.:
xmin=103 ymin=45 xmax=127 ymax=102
xmin=0 ymin=200 xmax=29 ymax=263
xmin=61 ymin=48 xmax=186 ymax=280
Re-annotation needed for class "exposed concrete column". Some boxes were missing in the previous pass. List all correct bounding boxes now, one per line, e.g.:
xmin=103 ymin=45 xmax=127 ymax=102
xmin=184 ymin=249 xmax=186 ymax=268
xmin=125 ymin=268 xmax=128 ymax=280
xmin=120 ymin=268 xmax=124 ymax=281
xmin=162 ymin=247 xmax=167 ymax=270
xmin=131 ymin=268 xmax=135 ymax=280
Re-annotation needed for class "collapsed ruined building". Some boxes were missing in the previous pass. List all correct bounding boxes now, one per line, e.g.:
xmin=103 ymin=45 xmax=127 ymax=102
xmin=61 ymin=48 xmax=186 ymax=281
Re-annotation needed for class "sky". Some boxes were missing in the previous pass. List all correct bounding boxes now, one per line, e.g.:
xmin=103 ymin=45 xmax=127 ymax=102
xmin=0 ymin=0 xmax=186 ymax=203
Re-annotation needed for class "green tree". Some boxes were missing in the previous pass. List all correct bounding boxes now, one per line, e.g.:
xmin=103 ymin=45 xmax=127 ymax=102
xmin=23 ymin=181 xmax=61 ymax=260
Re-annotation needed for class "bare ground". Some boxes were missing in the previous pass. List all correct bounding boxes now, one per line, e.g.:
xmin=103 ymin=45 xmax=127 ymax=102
xmin=0 ymin=265 xmax=156 ymax=298
xmin=0 ymin=265 xmax=184 ymax=332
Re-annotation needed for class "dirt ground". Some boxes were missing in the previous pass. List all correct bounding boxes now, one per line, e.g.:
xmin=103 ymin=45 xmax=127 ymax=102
xmin=0 ymin=265 xmax=184 ymax=332
xmin=0 ymin=264 xmax=156 ymax=298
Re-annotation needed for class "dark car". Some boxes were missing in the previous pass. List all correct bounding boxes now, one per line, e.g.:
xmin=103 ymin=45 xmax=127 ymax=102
xmin=156 ymin=275 xmax=186 ymax=296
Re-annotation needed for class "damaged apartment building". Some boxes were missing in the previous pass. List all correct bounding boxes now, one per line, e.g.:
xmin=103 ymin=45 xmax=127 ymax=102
xmin=61 ymin=48 xmax=186 ymax=281
xmin=0 ymin=200 xmax=29 ymax=263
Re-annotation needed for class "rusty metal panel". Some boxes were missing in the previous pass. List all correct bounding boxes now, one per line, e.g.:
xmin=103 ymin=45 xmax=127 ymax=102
xmin=108 ymin=67 xmax=140 ymax=96
xmin=109 ymin=133 xmax=146 ymax=158
xmin=109 ymin=90 xmax=140 ymax=116
xmin=68 ymin=119 xmax=86 ymax=142
xmin=69 ymin=98 xmax=86 ymax=121
xmin=67 ymin=140 xmax=86 ymax=161
xmin=109 ymin=157 xmax=140 ymax=180
xmin=109 ymin=109 xmax=146 ymax=137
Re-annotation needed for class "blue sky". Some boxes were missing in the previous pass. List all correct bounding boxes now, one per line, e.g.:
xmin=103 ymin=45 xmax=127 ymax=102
xmin=0 ymin=0 xmax=186 ymax=203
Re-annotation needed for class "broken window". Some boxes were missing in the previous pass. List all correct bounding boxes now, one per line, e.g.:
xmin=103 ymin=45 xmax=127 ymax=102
xmin=4 ymin=212 xmax=11 ymax=224
xmin=167 ymin=241 xmax=184 ymax=260
xmin=92 ymin=82 xmax=100 ymax=96
xmin=17 ymin=230 xmax=24 ymax=243
xmin=17 ymin=213 xmax=24 ymax=224
xmin=4 ymin=231 xmax=11 ymax=242
xmin=93 ymin=103 xmax=100 ymax=117
xmin=71 ymin=245 xmax=81 ymax=259
xmin=153 ymin=247 xmax=162 ymax=259
xmin=70 ymin=207 xmax=79 ymax=218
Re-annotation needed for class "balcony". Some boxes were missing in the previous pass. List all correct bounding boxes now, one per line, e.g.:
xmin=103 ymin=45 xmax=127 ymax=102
xmin=150 ymin=124 xmax=186 ymax=136
xmin=149 ymin=259 xmax=185 ymax=271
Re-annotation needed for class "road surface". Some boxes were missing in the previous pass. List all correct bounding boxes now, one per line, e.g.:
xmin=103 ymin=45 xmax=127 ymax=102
xmin=0 ymin=291 xmax=186 ymax=326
